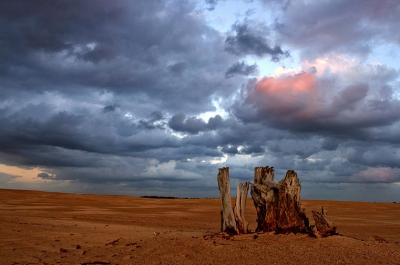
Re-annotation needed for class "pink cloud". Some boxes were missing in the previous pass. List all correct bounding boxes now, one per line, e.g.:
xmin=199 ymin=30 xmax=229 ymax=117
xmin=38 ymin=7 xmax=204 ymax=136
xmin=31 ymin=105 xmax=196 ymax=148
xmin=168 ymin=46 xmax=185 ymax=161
xmin=237 ymin=56 xmax=400 ymax=133
xmin=245 ymin=72 xmax=320 ymax=120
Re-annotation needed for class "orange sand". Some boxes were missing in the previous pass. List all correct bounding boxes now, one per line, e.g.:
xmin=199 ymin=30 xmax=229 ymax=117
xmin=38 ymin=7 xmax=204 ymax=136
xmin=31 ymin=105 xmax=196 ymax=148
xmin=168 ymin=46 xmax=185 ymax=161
xmin=0 ymin=189 xmax=399 ymax=264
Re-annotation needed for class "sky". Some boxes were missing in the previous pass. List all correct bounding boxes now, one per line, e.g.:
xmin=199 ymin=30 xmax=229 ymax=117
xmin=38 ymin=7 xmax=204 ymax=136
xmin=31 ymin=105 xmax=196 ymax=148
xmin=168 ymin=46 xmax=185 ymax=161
xmin=1 ymin=0 xmax=400 ymax=202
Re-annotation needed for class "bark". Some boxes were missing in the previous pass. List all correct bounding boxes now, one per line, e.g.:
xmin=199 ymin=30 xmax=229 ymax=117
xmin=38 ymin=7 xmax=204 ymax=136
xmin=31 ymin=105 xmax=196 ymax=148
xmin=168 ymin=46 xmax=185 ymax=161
xmin=217 ymin=167 xmax=239 ymax=234
xmin=251 ymin=167 xmax=310 ymax=234
xmin=312 ymin=207 xmax=338 ymax=237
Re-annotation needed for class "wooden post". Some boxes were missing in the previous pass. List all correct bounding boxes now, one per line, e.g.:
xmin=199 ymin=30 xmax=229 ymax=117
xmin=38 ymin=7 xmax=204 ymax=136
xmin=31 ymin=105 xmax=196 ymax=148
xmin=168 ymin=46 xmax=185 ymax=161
xmin=217 ymin=167 xmax=239 ymax=234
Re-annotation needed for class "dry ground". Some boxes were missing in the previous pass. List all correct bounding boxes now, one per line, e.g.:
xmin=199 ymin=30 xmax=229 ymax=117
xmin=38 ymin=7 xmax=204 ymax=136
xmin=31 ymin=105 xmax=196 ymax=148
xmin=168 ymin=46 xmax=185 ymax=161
xmin=0 ymin=189 xmax=399 ymax=265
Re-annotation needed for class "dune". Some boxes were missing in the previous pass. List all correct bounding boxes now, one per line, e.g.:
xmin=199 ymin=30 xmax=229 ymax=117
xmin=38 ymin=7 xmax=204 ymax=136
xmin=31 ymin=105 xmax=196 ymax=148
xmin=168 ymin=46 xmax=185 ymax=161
xmin=0 ymin=189 xmax=399 ymax=264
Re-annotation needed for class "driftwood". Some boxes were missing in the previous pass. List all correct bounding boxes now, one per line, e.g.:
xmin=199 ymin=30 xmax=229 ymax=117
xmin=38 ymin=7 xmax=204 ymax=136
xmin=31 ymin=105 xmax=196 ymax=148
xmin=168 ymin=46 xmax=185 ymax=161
xmin=251 ymin=167 xmax=310 ymax=234
xmin=217 ymin=167 xmax=250 ymax=234
xmin=312 ymin=207 xmax=337 ymax=237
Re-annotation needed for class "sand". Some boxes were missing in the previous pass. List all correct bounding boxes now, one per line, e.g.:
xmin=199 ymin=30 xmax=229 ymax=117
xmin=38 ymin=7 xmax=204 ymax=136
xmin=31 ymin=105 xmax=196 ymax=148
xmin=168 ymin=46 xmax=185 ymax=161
xmin=0 ymin=189 xmax=399 ymax=265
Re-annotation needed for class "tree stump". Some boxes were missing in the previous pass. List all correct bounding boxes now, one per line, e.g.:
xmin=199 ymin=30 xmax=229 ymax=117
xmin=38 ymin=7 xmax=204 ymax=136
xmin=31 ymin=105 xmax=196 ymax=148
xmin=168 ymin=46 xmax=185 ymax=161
xmin=217 ymin=167 xmax=250 ymax=234
xmin=251 ymin=167 xmax=310 ymax=234
xmin=312 ymin=207 xmax=338 ymax=237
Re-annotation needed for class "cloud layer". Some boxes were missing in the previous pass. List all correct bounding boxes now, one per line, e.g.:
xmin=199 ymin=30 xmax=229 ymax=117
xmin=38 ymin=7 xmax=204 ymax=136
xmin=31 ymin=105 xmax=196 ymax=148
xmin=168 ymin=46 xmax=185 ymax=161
xmin=0 ymin=0 xmax=399 ymax=201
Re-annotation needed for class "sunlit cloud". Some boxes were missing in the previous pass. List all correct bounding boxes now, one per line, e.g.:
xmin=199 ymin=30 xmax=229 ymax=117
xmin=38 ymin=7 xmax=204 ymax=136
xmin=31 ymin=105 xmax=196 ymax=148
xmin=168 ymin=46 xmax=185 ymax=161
xmin=0 ymin=164 xmax=47 ymax=183
xmin=243 ymin=72 xmax=319 ymax=120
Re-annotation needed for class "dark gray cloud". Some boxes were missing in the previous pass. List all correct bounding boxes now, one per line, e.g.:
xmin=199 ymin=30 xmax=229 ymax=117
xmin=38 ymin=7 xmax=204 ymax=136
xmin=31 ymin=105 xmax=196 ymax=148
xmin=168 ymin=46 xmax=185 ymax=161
xmin=168 ymin=62 xmax=188 ymax=75
xmin=103 ymin=104 xmax=120 ymax=113
xmin=347 ymin=145 xmax=400 ymax=169
xmin=0 ymin=0 xmax=399 ymax=201
xmin=37 ymin=172 xmax=56 ymax=180
xmin=221 ymin=145 xmax=239 ymax=154
xmin=225 ymin=21 xmax=290 ymax=61
xmin=168 ymin=113 xmax=224 ymax=134
xmin=138 ymin=111 xmax=166 ymax=130
xmin=168 ymin=113 xmax=207 ymax=134
xmin=0 ymin=0 xmax=240 ymax=114
xmin=225 ymin=61 xmax=258 ymax=78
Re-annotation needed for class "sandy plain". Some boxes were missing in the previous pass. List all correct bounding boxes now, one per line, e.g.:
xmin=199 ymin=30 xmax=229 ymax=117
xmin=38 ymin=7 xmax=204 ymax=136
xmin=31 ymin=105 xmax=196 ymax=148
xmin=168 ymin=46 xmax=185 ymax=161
xmin=0 ymin=189 xmax=399 ymax=265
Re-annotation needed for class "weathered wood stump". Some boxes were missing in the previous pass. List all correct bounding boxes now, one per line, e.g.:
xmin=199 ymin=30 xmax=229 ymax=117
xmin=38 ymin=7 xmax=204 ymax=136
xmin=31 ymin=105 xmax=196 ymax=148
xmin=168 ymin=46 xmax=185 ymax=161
xmin=312 ymin=207 xmax=338 ymax=237
xmin=217 ymin=167 xmax=250 ymax=234
xmin=217 ymin=167 xmax=238 ymax=234
xmin=218 ymin=166 xmax=337 ymax=236
xmin=233 ymin=181 xmax=250 ymax=234
xmin=251 ymin=166 xmax=310 ymax=234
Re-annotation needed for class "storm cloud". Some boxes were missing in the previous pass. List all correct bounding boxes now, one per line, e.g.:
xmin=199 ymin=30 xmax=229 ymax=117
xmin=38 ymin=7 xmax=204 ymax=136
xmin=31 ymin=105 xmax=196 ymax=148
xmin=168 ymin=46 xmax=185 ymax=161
xmin=0 ymin=0 xmax=399 ymax=201
xmin=225 ymin=21 xmax=290 ymax=61
xmin=225 ymin=61 xmax=258 ymax=78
